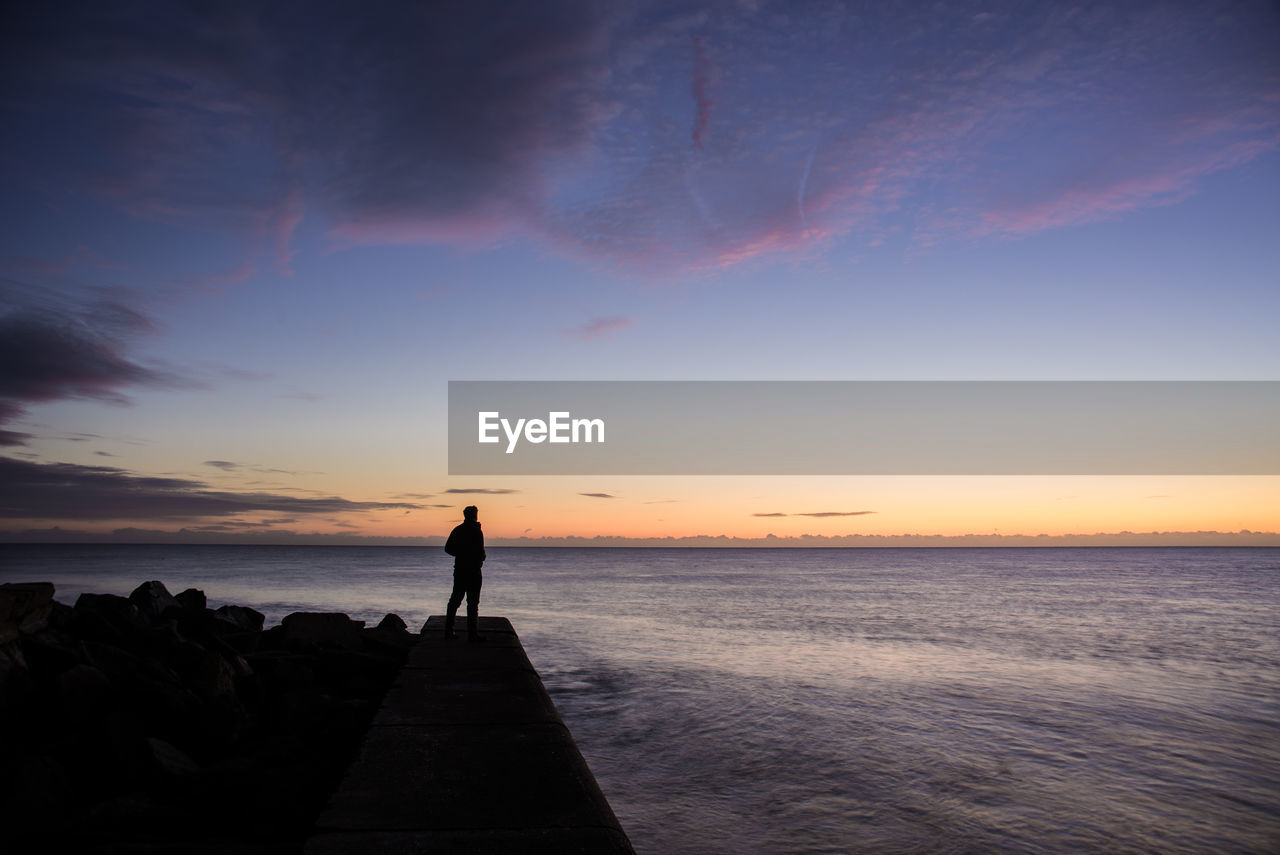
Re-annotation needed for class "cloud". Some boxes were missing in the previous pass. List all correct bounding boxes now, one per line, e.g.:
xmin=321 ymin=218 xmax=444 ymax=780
xmin=0 ymin=308 xmax=169 ymax=402
xmin=188 ymin=517 xmax=299 ymax=531
xmin=444 ymin=488 xmax=519 ymax=495
xmin=547 ymin=3 xmax=1280 ymax=269
xmin=4 ymin=1 xmax=614 ymax=248
xmin=0 ymin=401 xmax=32 ymax=446
xmin=568 ymin=315 xmax=633 ymax=340
xmin=969 ymin=136 xmax=1280 ymax=238
xmin=579 ymin=492 xmax=615 ymax=499
xmin=273 ymin=186 xmax=305 ymax=275
xmin=753 ymin=511 xmax=876 ymax=518
xmin=0 ymin=456 xmax=420 ymax=521
xmin=201 ymin=459 xmax=297 ymax=477
xmin=0 ymin=429 xmax=31 ymax=447
xmin=60 ymin=432 xmax=103 ymax=442
xmin=3 ymin=2 xmax=1276 ymax=275
xmin=0 ymin=295 xmax=188 ymax=443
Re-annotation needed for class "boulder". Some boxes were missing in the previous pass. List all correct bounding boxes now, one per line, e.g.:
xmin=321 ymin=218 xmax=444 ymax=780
xmin=214 ymin=604 xmax=265 ymax=634
xmin=178 ymin=641 xmax=239 ymax=705
xmin=0 ymin=644 xmax=33 ymax=716
xmin=1 ymin=753 xmax=72 ymax=821
xmin=174 ymin=588 xmax=207 ymax=611
xmin=46 ymin=599 xmax=76 ymax=632
xmin=0 ymin=640 xmax=28 ymax=673
xmin=57 ymin=664 xmax=115 ymax=721
xmin=0 ymin=582 xmax=56 ymax=643
xmin=0 ymin=580 xmax=410 ymax=851
xmin=74 ymin=593 xmax=147 ymax=639
xmin=145 ymin=737 xmax=203 ymax=781
xmin=279 ymin=612 xmax=364 ymax=649
xmin=130 ymin=580 xmax=178 ymax=622
xmin=16 ymin=632 xmax=81 ymax=690
xmin=243 ymin=651 xmax=316 ymax=689
xmin=363 ymin=613 xmax=416 ymax=655
xmin=218 ymin=630 xmax=261 ymax=655
xmin=81 ymin=791 xmax=175 ymax=833
xmin=375 ymin=613 xmax=408 ymax=633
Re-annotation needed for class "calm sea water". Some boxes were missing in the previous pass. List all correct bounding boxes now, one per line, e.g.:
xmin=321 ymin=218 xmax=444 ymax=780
xmin=2 ymin=545 xmax=1277 ymax=854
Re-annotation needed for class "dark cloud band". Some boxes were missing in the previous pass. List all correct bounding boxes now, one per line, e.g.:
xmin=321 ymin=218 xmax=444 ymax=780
xmin=0 ymin=457 xmax=419 ymax=521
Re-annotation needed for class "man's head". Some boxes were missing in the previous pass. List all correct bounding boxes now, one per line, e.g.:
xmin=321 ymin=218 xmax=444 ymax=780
xmin=463 ymin=505 xmax=478 ymax=521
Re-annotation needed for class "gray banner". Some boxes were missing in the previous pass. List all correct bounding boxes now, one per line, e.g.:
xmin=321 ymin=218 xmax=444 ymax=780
xmin=447 ymin=381 xmax=1279 ymax=475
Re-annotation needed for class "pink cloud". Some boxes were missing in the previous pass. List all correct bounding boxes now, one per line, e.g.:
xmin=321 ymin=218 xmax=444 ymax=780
xmin=271 ymin=187 xmax=305 ymax=275
xmin=974 ymin=136 xmax=1280 ymax=238
xmin=12 ymin=2 xmax=1278 ymax=278
xmin=327 ymin=208 xmax=521 ymax=252
xmin=568 ymin=315 xmax=633 ymax=340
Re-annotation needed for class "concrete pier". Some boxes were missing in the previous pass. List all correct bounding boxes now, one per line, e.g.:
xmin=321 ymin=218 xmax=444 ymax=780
xmin=306 ymin=616 xmax=635 ymax=854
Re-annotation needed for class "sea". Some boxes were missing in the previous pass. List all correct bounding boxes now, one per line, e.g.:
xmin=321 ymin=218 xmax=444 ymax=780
xmin=2 ymin=544 xmax=1277 ymax=854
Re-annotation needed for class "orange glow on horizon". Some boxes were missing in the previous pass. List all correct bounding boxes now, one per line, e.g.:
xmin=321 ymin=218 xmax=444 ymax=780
xmin=359 ymin=474 xmax=1280 ymax=541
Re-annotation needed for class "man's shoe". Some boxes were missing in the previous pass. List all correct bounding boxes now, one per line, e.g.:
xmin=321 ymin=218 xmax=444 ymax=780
xmin=468 ymin=633 xmax=487 ymax=643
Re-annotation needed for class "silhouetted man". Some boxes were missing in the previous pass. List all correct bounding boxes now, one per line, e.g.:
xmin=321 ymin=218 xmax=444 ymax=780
xmin=444 ymin=505 xmax=486 ymax=641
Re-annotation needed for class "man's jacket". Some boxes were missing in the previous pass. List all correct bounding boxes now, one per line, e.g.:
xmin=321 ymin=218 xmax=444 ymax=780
xmin=444 ymin=521 xmax=486 ymax=569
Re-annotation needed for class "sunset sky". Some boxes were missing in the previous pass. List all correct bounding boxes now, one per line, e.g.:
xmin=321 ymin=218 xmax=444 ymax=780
xmin=2 ymin=1 xmax=1278 ymax=543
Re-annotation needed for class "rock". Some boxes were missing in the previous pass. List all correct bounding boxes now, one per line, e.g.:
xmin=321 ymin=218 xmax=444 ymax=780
xmin=0 ymin=582 xmax=56 ymax=643
xmin=134 ymin=677 xmax=204 ymax=745
xmin=57 ymin=664 xmax=115 ymax=720
xmin=0 ymin=643 xmax=34 ymax=719
xmin=1 ymin=754 xmax=72 ymax=821
xmin=81 ymin=638 xmax=151 ymax=683
xmin=376 ymin=613 xmax=408 ymax=633
xmin=243 ymin=651 xmax=316 ymax=689
xmin=46 ymin=599 xmax=76 ymax=632
xmin=177 ymin=641 xmax=239 ymax=704
xmin=0 ymin=640 xmax=28 ymax=672
xmin=14 ymin=633 xmax=80 ymax=709
xmin=0 ymin=580 xmax=409 ymax=851
xmin=363 ymin=613 xmax=416 ymax=655
xmin=175 ymin=588 xmax=207 ymax=611
xmin=147 ymin=613 xmax=187 ymax=648
xmin=81 ymin=791 xmax=178 ymax=833
xmin=279 ymin=612 xmax=364 ymax=649
xmin=75 ymin=592 xmax=147 ymax=640
xmin=145 ymin=737 xmax=203 ymax=781
xmin=130 ymin=580 xmax=178 ymax=622
xmin=214 ymin=604 xmax=265 ymax=634
xmin=218 ymin=630 xmax=262 ymax=655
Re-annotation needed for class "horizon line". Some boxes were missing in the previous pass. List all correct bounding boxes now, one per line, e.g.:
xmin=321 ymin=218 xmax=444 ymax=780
xmin=2 ymin=528 xmax=1278 ymax=548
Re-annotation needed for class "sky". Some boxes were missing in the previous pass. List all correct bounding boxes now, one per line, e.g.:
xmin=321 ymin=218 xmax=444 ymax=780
xmin=1 ymin=0 xmax=1278 ymax=545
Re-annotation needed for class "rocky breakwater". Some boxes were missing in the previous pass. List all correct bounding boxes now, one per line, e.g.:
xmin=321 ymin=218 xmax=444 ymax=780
xmin=0 ymin=580 xmax=418 ymax=853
